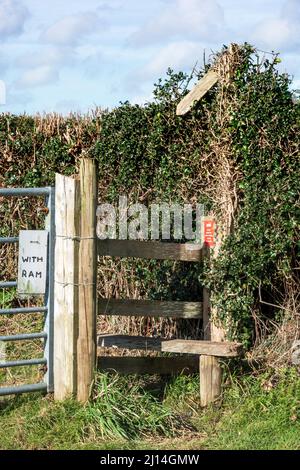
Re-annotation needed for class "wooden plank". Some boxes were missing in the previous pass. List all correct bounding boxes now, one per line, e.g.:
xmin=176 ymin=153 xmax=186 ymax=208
xmin=77 ymin=159 xmax=98 ymax=402
xmin=98 ymin=299 xmax=203 ymax=319
xmin=176 ymin=70 xmax=219 ymax=116
xmin=161 ymin=340 xmax=242 ymax=357
xmin=54 ymin=174 xmax=80 ymax=400
xmin=98 ymin=335 xmax=240 ymax=356
xmin=98 ymin=334 xmax=162 ymax=351
xmin=98 ymin=239 xmax=203 ymax=262
xmin=200 ymin=355 xmax=222 ymax=406
xmin=97 ymin=356 xmax=199 ymax=375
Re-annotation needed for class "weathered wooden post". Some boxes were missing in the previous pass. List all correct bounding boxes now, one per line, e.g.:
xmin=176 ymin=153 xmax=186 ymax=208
xmin=54 ymin=174 xmax=80 ymax=400
xmin=201 ymin=216 xmax=224 ymax=406
xmin=200 ymin=355 xmax=222 ymax=406
xmin=77 ymin=158 xmax=98 ymax=402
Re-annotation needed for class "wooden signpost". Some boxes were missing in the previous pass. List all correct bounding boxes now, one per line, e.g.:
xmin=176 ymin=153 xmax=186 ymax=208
xmin=17 ymin=230 xmax=48 ymax=296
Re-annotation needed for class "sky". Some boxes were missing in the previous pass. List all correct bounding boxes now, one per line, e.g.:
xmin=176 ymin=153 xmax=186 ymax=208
xmin=0 ymin=0 xmax=300 ymax=114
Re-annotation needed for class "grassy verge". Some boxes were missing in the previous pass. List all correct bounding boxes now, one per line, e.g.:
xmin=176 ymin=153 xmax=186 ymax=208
xmin=0 ymin=368 xmax=300 ymax=450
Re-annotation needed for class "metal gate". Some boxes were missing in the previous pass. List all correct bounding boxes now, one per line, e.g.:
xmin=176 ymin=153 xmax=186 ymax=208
xmin=0 ymin=187 xmax=55 ymax=396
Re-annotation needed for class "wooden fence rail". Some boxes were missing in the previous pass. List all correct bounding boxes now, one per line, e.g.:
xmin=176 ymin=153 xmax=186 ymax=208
xmin=98 ymin=239 xmax=203 ymax=261
xmin=98 ymin=299 xmax=203 ymax=319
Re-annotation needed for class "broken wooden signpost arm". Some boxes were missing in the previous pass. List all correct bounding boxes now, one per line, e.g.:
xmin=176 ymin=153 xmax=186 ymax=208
xmin=176 ymin=70 xmax=219 ymax=116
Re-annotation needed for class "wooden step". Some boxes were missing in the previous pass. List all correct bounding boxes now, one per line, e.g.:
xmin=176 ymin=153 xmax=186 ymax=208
xmin=98 ymin=299 xmax=203 ymax=319
xmin=98 ymin=335 xmax=242 ymax=357
xmin=98 ymin=239 xmax=203 ymax=262
xmin=161 ymin=340 xmax=243 ymax=357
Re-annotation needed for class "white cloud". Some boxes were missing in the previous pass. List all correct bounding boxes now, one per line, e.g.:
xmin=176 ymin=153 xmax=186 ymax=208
xmin=18 ymin=65 xmax=59 ymax=87
xmin=254 ymin=19 xmax=291 ymax=50
xmin=253 ymin=0 xmax=300 ymax=51
xmin=139 ymin=41 xmax=203 ymax=79
xmin=129 ymin=0 xmax=224 ymax=46
xmin=14 ymin=46 xmax=76 ymax=89
xmin=16 ymin=46 xmax=76 ymax=69
xmin=0 ymin=0 xmax=29 ymax=39
xmin=41 ymin=11 xmax=106 ymax=46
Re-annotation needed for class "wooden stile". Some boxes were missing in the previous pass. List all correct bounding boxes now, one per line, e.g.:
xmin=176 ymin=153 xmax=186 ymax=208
xmin=77 ymin=159 xmax=98 ymax=402
xmin=53 ymin=174 xmax=80 ymax=400
xmin=52 ymin=163 xmax=242 ymax=406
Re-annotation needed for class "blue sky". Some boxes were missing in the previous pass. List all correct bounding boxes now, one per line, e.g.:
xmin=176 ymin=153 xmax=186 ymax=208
xmin=0 ymin=0 xmax=300 ymax=114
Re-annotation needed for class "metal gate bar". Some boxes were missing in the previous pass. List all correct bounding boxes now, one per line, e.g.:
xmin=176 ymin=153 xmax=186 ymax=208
xmin=0 ymin=358 xmax=47 ymax=368
xmin=0 ymin=307 xmax=47 ymax=315
xmin=0 ymin=188 xmax=50 ymax=196
xmin=0 ymin=383 xmax=47 ymax=396
xmin=0 ymin=237 xmax=18 ymax=244
xmin=0 ymin=186 xmax=55 ymax=396
xmin=0 ymin=332 xmax=47 ymax=341
xmin=0 ymin=282 xmax=17 ymax=288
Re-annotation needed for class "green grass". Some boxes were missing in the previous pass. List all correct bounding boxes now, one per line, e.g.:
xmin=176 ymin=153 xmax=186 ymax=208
xmin=0 ymin=368 xmax=300 ymax=450
xmin=0 ymin=373 xmax=194 ymax=450
xmin=201 ymin=368 xmax=300 ymax=450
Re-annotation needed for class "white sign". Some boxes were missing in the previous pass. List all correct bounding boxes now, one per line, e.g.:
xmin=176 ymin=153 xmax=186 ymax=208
xmin=17 ymin=230 xmax=48 ymax=296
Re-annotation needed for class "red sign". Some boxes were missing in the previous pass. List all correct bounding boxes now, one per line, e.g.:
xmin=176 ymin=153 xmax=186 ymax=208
xmin=203 ymin=219 xmax=215 ymax=248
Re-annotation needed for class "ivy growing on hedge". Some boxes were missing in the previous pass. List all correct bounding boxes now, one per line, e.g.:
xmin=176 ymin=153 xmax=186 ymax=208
xmin=0 ymin=44 xmax=299 ymax=346
xmin=205 ymin=47 xmax=300 ymax=344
